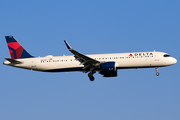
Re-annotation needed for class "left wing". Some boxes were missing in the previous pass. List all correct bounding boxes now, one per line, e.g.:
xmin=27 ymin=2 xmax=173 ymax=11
xmin=64 ymin=40 xmax=101 ymax=70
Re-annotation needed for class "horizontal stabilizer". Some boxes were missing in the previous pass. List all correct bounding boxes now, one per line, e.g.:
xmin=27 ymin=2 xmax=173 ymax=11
xmin=5 ymin=58 xmax=22 ymax=64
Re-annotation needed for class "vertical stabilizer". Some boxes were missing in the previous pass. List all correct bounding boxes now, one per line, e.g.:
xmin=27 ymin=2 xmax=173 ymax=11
xmin=5 ymin=36 xmax=34 ymax=59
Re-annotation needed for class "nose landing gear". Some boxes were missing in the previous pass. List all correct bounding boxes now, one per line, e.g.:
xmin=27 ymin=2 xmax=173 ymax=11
xmin=155 ymin=67 xmax=159 ymax=76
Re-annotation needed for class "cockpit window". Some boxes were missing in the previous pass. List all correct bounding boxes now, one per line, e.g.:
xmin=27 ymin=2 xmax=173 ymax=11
xmin=164 ymin=54 xmax=170 ymax=57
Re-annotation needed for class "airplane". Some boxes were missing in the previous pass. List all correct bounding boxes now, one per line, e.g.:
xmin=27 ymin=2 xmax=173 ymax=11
xmin=3 ymin=36 xmax=177 ymax=81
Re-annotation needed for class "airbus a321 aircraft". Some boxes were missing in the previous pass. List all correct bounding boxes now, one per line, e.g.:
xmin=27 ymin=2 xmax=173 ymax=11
xmin=3 ymin=36 xmax=177 ymax=81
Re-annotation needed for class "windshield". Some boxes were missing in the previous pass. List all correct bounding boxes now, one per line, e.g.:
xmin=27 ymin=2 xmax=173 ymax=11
xmin=164 ymin=54 xmax=170 ymax=57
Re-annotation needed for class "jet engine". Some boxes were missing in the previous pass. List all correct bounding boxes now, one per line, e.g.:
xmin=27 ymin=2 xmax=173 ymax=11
xmin=99 ymin=62 xmax=117 ymax=77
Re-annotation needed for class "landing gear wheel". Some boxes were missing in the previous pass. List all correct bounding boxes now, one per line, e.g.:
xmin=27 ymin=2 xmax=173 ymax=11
xmin=90 ymin=76 xmax=95 ymax=81
xmin=155 ymin=67 xmax=159 ymax=76
xmin=88 ymin=73 xmax=95 ymax=81
xmin=88 ymin=73 xmax=93 ymax=77
xmin=156 ymin=72 xmax=159 ymax=76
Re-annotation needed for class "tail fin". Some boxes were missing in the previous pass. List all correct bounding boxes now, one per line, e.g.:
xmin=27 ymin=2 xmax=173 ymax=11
xmin=5 ymin=36 xmax=34 ymax=59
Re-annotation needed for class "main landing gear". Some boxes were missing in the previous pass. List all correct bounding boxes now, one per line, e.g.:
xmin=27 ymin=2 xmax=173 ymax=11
xmin=88 ymin=72 xmax=95 ymax=81
xmin=88 ymin=67 xmax=96 ymax=81
xmin=155 ymin=67 xmax=159 ymax=76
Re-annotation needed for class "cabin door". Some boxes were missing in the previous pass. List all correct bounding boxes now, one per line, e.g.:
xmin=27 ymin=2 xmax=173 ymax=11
xmin=31 ymin=59 xmax=36 ymax=68
xmin=154 ymin=53 xmax=159 ymax=61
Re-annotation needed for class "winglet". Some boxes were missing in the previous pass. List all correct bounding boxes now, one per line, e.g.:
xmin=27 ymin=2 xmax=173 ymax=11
xmin=64 ymin=40 xmax=72 ymax=50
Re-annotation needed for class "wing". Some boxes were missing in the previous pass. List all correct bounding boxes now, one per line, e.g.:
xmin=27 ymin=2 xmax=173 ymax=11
xmin=64 ymin=40 xmax=101 ymax=70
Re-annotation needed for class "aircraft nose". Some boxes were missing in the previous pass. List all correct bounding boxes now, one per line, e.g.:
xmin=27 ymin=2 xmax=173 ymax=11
xmin=172 ymin=57 xmax=177 ymax=65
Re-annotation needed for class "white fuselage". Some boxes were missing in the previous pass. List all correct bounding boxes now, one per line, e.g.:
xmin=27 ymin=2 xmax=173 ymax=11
xmin=3 ymin=51 xmax=177 ymax=72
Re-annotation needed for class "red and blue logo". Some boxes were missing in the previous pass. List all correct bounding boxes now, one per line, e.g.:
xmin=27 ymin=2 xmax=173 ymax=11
xmin=129 ymin=54 xmax=133 ymax=57
xmin=6 ymin=36 xmax=33 ymax=59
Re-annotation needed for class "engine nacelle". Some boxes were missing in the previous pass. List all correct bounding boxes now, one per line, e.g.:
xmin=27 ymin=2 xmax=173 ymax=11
xmin=100 ymin=62 xmax=117 ymax=77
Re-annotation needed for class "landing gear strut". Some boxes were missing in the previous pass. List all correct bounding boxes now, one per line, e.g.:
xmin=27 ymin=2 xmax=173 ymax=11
xmin=155 ymin=67 xmax=159 ymax=76
xmin=88 ymin=67 xmax=96 ymax=81
xmin=88 ymin=72 xmax=95 ymax=81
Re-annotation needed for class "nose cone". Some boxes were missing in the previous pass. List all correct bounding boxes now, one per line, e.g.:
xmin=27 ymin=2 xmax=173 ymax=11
xmin=164 ymin=57 xmax=177 ymax=66
xmin=172 ymin=58 xmax=177 ymax=65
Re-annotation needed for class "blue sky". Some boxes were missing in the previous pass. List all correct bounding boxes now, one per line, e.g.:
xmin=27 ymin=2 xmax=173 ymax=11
xmin=0 ymin=0 xmax=180 ymax=120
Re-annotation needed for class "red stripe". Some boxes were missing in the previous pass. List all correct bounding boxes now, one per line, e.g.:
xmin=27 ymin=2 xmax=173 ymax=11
xmin=8 ymin=49 xmax=15 ymax=59
xmin=10 ymin=52 xmax=15 ymax=59
xmin=16 ymin=46 xmax=24 ymax=59
xmin=7 ymin=42 xmax=21 ymax=50
xmin=9 ymin=49 xmax=13 ymax=54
